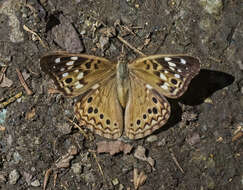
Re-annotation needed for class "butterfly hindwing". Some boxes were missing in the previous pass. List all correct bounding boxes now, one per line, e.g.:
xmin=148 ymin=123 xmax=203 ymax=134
xmin=128 ymin=55 xmax=200 ymax=98
xmin=75 ymin=77 xmax=123 ymax=139
xmin=125 ymin=74 xmax=171 ymax=139
xmin=40 ymin=51 xmax=116 ymax=97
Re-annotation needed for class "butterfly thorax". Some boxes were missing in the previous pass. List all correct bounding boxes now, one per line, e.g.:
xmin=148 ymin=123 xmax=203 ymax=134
xmin=116 ymin=58 xmax=130 ymax=108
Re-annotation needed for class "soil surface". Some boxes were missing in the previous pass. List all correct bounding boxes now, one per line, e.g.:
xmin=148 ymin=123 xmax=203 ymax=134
xmin=0 ymin=0 xmax=242 ymax=190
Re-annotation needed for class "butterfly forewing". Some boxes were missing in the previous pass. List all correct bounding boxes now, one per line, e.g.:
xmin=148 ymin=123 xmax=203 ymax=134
xmin=40 ymin=52 xmax=116 ymax=97
xmin=128 ymin=55 xmax=200 ymax=98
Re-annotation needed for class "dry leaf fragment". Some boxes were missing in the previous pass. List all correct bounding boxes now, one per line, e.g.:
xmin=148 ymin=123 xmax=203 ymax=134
xmin=134 ymin=146 xmax=155 ymax=169
xmin=43 ymin=145 xmax=78 ymax=190
xmin=133 ymin=168 xmax=147 ymax=190
xmin=0 ymin=75 xmax=13 ymax=87
xmin=25 ymin=107 xmax=36 ymax=120
xmin=96 ymin=140 xmax=133 ymax=155
xmin=55 ymin=145 xmax=78 ymax=168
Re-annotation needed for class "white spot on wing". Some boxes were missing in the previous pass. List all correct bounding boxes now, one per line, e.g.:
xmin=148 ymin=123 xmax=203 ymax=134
xmin=164 ymin=70 xmax=169 ymax=74
xmin=180 ymin=58 xmax=186 ymax=64
xmin=77 ymin=72 xmax=84 ymax=79
xmin=164 ymin=57 xmax=172 ymax=61
xmin=161 ymin=83 xmax=169 ymax=90
xmin=66 ymin=61 xmax=74 ymax=66
xmin=75 ymin=81 xmax=83 ymax=89
xmin=71 ymin=56 xmax=78 ymax=60
xmin=62 ymin=73 xmax=68 ymax=77
xmin=177 ymin=69 xmax=182 ymax=72
xmin=146 ymin=84 xmax=153 ymax=89
xmin=175 ymin=74 xmax=180 ymax=78
xmin=169 ymin=66 xmax=175 ymax=71
xmin=55 ymin=58 xmax=61 ymax=63
xmin=74 ymin=70 xmax=79 ymax=73
xmin=160 ymin=73 xmax=167 ymax=80
xmin=76 ymin=83 xmax=83 ymax=89
xmin=168 ymin=62 xmax=176 ymax=67
xmin=60 ymin=68 xmax=65 ymax=71
xmin=92 ymin=84 xmax=100 ymax=89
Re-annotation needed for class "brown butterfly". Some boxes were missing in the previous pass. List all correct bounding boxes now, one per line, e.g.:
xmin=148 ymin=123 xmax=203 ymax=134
xmin=40 ymin=51 xmax=200 ymax=139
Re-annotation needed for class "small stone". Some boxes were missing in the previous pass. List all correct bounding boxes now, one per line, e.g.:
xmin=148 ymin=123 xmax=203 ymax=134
xmin=0 ymin=109 xmax=7 ymax=124
xmin=204 ymin=97 xmax=213 ymax=104
xmin=199 ymin=0 xmax=223 ymax=15
xmin=23 ymin=172 xmax=32 ymax=185
xmin=71 ymin=162 xmax=82 ymax=174
xmin=13 ymin=152 xmax=23 ymax=164
xmin=9 ymin=169 xmax=20 ymax=184
xmin=157 ymin=138 xmax=166 ymax=146
xmin=0 ymin=173 xmax=7 ymax=183
xmin=237 ymin=60 xmax=243 ymax=70
xmin=7 ymin=135 xmax=13 ymax=146
xmin=112 ymin=178 xmax=119 ymax=186
xmin=119 ymin=184 xmax=124 ymax=190
xmin=99 ymin=35 xmax=110 ymax=51
xmin=31 ymin=179 xmax=40 ymax=187
xmin=146 ymin=135 xmax=158 ymax=142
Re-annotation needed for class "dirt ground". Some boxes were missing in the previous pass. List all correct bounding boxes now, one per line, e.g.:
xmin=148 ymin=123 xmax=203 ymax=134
xmin=0 ymin=0 xmax=242 ymax=189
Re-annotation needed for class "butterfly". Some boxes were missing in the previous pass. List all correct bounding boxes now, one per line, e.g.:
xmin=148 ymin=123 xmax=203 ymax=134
xmin=40 ymin=51 xmax=200 ymax=139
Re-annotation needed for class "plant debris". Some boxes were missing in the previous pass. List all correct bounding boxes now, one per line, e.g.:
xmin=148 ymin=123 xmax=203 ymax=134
xmin=96 ymin=140 xmax=133 ymax=155
xmin=43 ymin=145 xmax=78 ymax=190
xmin=133 ymin=168 xmax=147 ymax=190
xmin=134 ymin=146 xmax=155 ymax=169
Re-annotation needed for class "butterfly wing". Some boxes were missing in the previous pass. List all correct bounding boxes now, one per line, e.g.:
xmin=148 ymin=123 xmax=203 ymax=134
xmin=128 ymin=55 xmax=200 ymax=98
xmin=125 ymin=74 xmax=171 ymax=139
xmin=75 ymin=77 xmax=123 ymax=139
xmin=40 ymin=51 xmax=116 ymax=97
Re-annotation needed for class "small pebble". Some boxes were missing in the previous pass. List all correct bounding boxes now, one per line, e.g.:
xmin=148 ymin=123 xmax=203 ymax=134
xmin=31 ymin=179 xmax=40 ymax=187
xmin=157 ymin=138 xmax=166 ymax=146
xmin=99 ymin=35 xmax=110 ymax=51
xmin=119 ymin=184 xmax=124 ymax=190
xmin=9 ymin=169 xmax=20 ymax=184
xmin=199 ymin=0 xmax=223 ymax=15
xmin=112 ymin=178 xmax=119 ymax=186
xmin=71 ymin=162 xmax=82 ymax=174
xmin=146 ymin=135 xmax=158 ymax=142
xmin=13 ymin=152 xmax=23 ymax=164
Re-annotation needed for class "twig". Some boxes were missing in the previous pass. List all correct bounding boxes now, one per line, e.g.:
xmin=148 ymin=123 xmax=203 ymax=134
xmin=43 ymin=168 xmax=52 ymax=190
xmin=66 ymin=117 xmax=89 ymax=139
xmin=91 ymin=152 xmax=104 ymax=177
xmin=89 ymin=15 xmax=146 ymax=56
xmin=232 ymin=131 xmax=243 ymax=142
xmin=16 ymin=68 xmax=33 ymax=95
xmin=23 ymin=25 xmax=47 ymax=48
xmin=169 ymin=148 xmax=184 ymax=174
xmin=0 ymin=66 xmax=7 ymax=83
xmin=0 ymin=92 xmax=22 ymax=109
xmin=117 ymin=35 xmax=146 ymax=57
